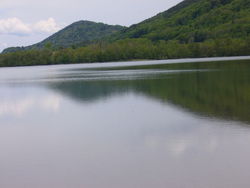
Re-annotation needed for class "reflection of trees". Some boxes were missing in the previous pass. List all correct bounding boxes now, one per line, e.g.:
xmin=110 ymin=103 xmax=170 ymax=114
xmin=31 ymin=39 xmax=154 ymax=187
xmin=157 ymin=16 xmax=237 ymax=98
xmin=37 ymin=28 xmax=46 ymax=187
xmin=48 ymin=60 xmax=250 ymax=123
xmin=49 ymin=80 xmax=130 ymax=103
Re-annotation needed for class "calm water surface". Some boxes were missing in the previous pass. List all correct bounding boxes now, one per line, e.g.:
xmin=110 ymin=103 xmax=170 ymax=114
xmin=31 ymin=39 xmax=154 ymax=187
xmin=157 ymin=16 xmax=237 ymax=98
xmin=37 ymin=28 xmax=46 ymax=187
xmin=1 ymin=57 xmax=250 ymax=188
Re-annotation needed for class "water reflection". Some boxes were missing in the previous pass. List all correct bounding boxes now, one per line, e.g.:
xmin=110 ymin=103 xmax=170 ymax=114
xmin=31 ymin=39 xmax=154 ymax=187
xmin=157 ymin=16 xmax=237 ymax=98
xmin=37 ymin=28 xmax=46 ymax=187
xmin=0 ymin=92 xmax=250 ymax=188
xmin=47 ymin=59 xmax=250 ymax=123
xmin=0 ymin=59 xmax=250 ymax=188
xmin=0 ymin=87 xmax=61 ymax=117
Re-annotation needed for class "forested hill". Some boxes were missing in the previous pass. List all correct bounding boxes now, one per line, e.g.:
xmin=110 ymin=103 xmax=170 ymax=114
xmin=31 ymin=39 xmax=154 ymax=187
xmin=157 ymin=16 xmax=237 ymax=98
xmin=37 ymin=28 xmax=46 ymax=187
xmin=3 ymin=21 xmax=126 ymax=53
xmin=0 ymin=0 xmax=250 ymax=67
xmin=112 ymin=0 xmax=250 ymax=42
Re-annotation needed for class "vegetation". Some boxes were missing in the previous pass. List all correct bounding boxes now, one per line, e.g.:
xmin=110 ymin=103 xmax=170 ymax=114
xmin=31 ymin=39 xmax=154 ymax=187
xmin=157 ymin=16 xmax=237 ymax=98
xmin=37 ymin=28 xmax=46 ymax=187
xmin=1 ymin=38 xmax=250 ymax=67
xmin=0 ymin=0 xmax=250 ymax=67
xmin=112 ymin=0 xmax=250 ymax=42
xmin=3 ymin=21 xmax=125 ymax=53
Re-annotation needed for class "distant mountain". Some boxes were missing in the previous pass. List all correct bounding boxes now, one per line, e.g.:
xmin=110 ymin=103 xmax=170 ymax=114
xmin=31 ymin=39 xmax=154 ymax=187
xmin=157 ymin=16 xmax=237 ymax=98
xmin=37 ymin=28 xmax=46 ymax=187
xmin=1 ymin=0 xmax=250 ymax=67
xmin=112 ymin=0 xmax=250 ymax=42
xmin=4 ymin=0 xmax=250 ymax=54
xmin=3 ymin=21 xmax=126 ymax=53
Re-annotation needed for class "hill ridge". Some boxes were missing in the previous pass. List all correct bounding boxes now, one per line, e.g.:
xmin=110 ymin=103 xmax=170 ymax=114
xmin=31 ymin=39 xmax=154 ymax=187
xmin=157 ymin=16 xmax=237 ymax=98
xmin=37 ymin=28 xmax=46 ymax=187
xmin=1 ymin=0 xmax=250 ymax=67
xmin=3 ymin=20 xmax=126 ymax=53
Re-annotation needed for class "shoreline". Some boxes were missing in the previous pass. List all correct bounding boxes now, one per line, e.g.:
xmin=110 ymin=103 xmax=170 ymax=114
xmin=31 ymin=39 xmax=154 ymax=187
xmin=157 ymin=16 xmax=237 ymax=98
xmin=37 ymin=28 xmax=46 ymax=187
xmin=0 ymin=55 xmax=250 ymax=69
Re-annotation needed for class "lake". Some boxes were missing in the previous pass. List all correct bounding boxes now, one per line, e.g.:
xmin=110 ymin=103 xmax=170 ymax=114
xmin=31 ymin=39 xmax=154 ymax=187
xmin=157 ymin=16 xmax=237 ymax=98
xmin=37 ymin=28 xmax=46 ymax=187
xmin=1 ymin=56 xmax=250 ymax=188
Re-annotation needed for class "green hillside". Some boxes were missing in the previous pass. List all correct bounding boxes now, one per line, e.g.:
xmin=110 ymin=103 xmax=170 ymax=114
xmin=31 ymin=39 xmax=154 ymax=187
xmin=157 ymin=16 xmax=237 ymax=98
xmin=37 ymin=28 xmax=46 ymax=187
xmin=113 ymin=0 xmax=250 ymax=42
xmin=0 ymin=0 xmax=250 ymax=67
xmin=3 ymin=21 xmax=126 ymax=53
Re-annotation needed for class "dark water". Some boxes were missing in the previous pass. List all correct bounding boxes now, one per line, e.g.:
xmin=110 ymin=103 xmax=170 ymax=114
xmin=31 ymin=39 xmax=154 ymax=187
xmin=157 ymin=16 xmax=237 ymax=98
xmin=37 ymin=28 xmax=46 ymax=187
xmin=1 ymin=57 xmax=250 ymax=188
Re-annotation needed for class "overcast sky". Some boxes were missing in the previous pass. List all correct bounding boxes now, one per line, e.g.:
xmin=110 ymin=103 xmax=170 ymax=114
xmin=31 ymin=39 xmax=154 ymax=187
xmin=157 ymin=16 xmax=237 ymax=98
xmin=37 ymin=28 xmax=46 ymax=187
xmin=0 ymin=0 xmax=182 ymax=52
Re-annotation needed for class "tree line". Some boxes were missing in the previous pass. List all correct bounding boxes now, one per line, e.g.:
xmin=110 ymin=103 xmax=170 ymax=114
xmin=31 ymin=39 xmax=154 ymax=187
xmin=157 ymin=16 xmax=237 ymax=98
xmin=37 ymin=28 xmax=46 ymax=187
xmin=0 ymin=37 xmax=250 ymax=67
